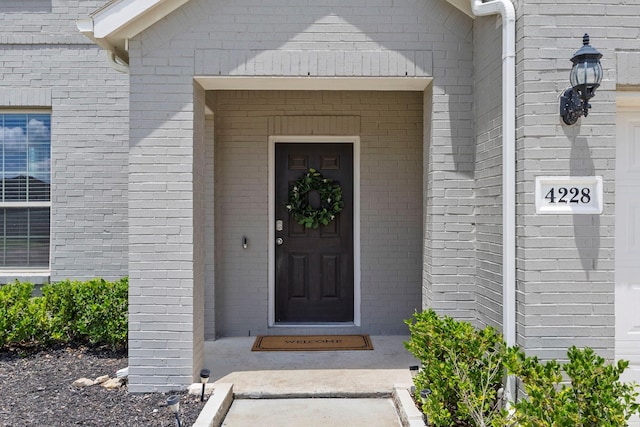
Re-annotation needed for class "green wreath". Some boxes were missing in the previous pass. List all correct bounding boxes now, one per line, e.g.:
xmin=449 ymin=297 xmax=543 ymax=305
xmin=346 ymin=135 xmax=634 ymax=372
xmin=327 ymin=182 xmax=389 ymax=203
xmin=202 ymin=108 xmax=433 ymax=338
xmin=286 ymin=168 xmax=344 ymax=229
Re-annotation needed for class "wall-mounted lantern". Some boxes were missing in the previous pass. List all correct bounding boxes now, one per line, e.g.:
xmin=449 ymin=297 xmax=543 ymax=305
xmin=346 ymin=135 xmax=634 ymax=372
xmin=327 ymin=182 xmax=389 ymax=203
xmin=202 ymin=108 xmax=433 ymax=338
xmin=560 ymin=34 xmax=603 ymax=125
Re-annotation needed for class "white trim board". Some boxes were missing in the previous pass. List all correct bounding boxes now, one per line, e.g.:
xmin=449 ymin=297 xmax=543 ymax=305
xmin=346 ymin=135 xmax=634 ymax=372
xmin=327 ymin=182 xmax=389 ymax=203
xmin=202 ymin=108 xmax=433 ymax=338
xmin=195 ymin=76 xmax=432 ymax=92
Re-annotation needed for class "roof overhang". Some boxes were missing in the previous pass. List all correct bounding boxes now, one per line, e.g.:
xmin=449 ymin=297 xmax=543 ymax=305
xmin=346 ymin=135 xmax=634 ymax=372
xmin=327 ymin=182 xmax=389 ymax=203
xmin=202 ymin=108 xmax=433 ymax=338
xmin=77 ymin=0 xmax=190 ymax=64
xmin=447 ymin=0 xmax=474 ymax=18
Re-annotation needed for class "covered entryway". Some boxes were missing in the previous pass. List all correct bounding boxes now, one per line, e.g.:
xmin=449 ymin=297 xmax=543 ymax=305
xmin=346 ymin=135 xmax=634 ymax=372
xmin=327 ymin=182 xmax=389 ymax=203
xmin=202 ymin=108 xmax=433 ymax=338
xmin=274 ymin=142 xmax=354 ymax=323
xmin=81 ymin=0 xmax=478 ymax=392
xmin=204 ymin=85 xmax=427 ymax=337
xmin=615 ymin=95 xmax=640 ymax=385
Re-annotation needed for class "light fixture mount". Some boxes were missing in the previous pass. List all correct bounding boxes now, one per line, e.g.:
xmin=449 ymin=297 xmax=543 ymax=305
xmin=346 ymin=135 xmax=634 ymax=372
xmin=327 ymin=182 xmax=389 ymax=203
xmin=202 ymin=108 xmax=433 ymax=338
xmin=560 ymin=34 xmax=603 ymax=125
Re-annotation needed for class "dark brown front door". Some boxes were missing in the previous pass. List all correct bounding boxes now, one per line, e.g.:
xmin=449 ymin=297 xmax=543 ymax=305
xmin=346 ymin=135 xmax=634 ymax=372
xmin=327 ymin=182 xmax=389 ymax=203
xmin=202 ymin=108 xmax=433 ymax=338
xmin=275 ymin=143 xmax=354 ymax=323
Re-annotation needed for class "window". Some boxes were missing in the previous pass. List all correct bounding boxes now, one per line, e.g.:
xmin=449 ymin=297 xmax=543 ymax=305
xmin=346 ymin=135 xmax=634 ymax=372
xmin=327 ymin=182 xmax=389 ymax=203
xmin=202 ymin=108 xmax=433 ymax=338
xmin=0 ymin=113 xmax=51 ymax=269
xmin=0 ymin=1 xmax=52 ymax=13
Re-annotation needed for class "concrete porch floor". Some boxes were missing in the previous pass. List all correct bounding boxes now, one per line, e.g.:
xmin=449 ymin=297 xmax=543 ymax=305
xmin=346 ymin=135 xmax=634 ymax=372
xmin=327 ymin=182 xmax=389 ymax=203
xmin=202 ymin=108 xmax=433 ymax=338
xmin=198 ymin=336 xmax=423 ymax=426
xmin=205 ymin=335 xmax=419 ymax=394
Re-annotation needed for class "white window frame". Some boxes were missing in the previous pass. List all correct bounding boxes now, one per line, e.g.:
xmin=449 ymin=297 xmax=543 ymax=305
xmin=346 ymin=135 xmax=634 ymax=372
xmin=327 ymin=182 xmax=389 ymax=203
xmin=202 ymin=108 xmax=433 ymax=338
xmin=0 ymin=110 xmax=52 ymax=275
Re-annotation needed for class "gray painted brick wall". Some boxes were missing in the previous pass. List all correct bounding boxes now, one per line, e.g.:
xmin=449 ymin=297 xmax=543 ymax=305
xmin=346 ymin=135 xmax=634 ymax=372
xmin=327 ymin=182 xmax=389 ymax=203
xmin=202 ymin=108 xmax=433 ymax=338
xmin=512 ymin=0 xmax=640 ymax=360
xmin=617 ymin=52 xmax=640 ymax=87
xmin=0 ymin=0 xmax=129 ymax=283
xmin=127 ymin=57 xmax=201 ymax=391
xmin=473 ymin=15 xmax=504 ymax=331
xmin=126 ymin=0 xmax=476 ymax=390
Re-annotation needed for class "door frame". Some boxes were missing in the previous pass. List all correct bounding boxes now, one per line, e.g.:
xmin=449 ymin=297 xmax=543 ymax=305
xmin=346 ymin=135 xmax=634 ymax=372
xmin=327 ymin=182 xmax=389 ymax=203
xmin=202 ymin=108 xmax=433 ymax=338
xmin=268 ymin=135 xmax=361 ymax=327
xmin=615 ymin=92 xmax=640 ymax=379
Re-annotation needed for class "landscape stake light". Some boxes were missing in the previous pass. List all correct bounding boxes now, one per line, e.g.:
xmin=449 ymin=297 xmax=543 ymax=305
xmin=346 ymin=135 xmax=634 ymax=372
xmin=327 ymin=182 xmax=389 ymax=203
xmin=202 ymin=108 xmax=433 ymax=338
xmin=409 ymin=365 xmax=419 ymax=379
xmin=559 ymin=33 xmax=603 ymax=125
xmin=420 ymin=389 xmax=431 ymax=405
xmin=409 ymin=365 xmax=419 ymax=394
xmin=166 ymin=395 xmax=181 ymax=427
xmin=200 ymin=368 xmax=210 ymax=402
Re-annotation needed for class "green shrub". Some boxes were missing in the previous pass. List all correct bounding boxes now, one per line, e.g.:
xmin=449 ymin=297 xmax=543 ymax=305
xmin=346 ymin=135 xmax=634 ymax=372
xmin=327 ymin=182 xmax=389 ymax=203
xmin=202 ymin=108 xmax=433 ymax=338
xmin=405 ymin=310 xmax=640 ymax=427
xmin=42 ymin=279 xmax=77 ymax=342
xmin=496 ymin=345 xmax=640 ymax=426
xmin=72 ymin=277 xmax=128 ymax=348
xmin=404 ymin=309 xmax=506 ymax=427
xmin=0 ymin=281 xmax=36 ymax=346
xmin=0 ymin=277 xmax=128 ymax=350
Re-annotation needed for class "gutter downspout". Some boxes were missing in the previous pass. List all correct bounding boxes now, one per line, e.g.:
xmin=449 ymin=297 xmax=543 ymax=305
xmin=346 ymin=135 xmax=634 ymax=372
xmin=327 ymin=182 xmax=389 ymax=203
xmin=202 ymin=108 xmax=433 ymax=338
xmin=469 ymin=0 xmax=516 ymax=402
xmin=76 ymin=18 xmax=130 ymax=74
xmin=106 ymin=51 xmax=130 ymax=74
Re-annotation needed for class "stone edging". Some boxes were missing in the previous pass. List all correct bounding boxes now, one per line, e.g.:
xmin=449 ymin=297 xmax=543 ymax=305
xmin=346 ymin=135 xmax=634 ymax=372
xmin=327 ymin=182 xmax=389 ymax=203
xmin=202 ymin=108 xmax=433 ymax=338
xmin=393 ymin=387 xmax=427 ymax=427
xmin=191 ymin=383 xmax=426 ymax=427
xmin=192 ymin=383 xmax=233 ymax=427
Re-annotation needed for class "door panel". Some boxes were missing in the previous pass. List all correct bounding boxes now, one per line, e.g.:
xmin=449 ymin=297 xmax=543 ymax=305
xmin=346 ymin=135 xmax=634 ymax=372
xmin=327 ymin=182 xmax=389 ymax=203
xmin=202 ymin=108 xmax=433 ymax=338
xmin=616 ymin=109 xmax=640 ymax=387
xmin=275 ymin=143 xmax=354 ymax=322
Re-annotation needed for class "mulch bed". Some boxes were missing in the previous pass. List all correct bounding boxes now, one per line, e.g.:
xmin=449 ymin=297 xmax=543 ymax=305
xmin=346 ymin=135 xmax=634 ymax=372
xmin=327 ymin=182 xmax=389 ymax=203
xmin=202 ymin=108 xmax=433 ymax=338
xmin=0 ymin=345 xmax=206 ymax=427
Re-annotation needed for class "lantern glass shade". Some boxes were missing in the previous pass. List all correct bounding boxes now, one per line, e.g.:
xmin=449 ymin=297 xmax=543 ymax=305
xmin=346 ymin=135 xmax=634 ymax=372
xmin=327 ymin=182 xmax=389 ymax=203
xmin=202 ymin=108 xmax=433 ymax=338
xmin=559 ymin=34 xmax=603 ymax=125
xmin=569 ymin=59 xmax=603 ymax=96
xmin=568 ymin=34 xmax=603 ymax=100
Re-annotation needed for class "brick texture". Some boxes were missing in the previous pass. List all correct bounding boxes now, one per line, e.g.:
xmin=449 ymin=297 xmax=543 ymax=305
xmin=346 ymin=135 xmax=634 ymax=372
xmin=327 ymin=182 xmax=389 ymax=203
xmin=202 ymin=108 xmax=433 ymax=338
xmin=511 ymin=0 xmax=639 ymax=360
xmin=127 ymin=0 xmax=474 ymax=390
xmin=473 ymin=15 xmax=504 ymax=331
xmin=0 ymin=0 xmax=129 ymax=283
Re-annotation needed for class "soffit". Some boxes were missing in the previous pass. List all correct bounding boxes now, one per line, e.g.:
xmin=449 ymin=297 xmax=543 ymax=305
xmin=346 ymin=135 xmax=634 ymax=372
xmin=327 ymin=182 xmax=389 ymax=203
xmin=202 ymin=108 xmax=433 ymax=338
xmin=85 ymin=0 xmax=190 ymax=56
xmin=446 ymin=0 xmax=474 ymax=19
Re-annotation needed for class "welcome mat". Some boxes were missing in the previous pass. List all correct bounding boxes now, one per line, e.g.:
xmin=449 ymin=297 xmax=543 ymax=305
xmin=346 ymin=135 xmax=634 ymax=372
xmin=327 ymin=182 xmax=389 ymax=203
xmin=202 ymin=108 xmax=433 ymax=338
xmin=251 ymin=334 xmax=373 ymax=351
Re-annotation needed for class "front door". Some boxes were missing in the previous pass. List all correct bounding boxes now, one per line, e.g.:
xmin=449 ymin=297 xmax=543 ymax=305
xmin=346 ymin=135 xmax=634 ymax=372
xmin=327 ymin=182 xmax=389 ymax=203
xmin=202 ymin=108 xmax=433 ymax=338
xmin=275 ymin=143 xmax=354 ymax=323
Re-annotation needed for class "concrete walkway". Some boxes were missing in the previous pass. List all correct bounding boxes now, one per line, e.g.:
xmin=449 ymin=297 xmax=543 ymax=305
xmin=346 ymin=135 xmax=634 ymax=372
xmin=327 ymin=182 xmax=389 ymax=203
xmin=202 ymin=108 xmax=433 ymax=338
xmin=194 ymin=336 xmax=423 ymax=426
xmin=222 ymin=397 xmax=403 ymax=426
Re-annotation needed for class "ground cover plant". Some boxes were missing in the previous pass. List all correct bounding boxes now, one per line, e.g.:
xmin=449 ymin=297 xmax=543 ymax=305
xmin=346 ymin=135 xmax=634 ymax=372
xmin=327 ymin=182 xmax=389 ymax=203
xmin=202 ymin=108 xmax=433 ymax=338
xmin=405 ymin=309 xmax=640 ymax=427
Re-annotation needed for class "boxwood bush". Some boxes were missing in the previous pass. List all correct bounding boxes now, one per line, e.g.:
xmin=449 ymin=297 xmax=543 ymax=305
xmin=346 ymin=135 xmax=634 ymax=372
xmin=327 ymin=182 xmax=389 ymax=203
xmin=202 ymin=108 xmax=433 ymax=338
xmin=0 ymin=277 xmax=128 ymax=350
xmin=0 ymin=281 xmax=48 ymax=346
xmin=405 ymin=309 xmax=640 ymax=427
xmin=405 ymin=309 xmax=506 ymax=426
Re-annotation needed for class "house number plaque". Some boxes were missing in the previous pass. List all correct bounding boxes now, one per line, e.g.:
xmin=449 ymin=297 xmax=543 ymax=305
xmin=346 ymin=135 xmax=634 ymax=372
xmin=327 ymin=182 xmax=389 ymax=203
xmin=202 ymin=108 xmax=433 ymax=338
xmin=535 ymin=176 xmax=603 ymax=214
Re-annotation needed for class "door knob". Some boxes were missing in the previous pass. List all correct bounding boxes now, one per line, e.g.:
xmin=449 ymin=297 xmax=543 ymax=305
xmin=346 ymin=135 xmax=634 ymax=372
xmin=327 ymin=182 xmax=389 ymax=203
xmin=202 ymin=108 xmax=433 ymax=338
xmin=276 ymin=237 xmax=284 ymax=246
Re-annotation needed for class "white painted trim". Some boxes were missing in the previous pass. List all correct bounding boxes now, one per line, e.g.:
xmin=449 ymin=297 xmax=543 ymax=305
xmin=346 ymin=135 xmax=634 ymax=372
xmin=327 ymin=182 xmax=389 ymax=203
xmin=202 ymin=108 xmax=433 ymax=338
xmin=0 ymin=270 xmax=50 ymax=276
xmin=92 ymin=0 xmax=189 ymax=40
xmin=0 ymin=108 xmax=51 ymax=114
xmin=469 ymin=0 xmax=517 ymax=404
xmin=0 ymin=202 xmax=52 ymax=208
xmin=268 ymin=136 xmax=361 ymax=327
xmin=617 ymin=92 xmax=640 ymax=108
xmin=195 ymin=77 xmax=432 ymax=92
